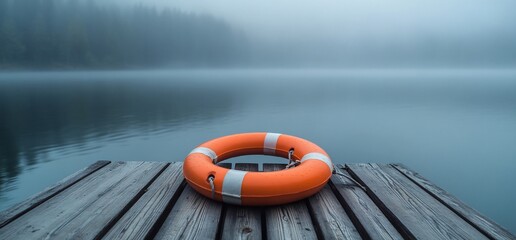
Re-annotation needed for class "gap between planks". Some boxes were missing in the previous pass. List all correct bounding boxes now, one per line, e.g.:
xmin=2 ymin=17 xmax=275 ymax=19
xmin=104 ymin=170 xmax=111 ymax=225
xmin=2 ymin=161 xmax=512 ymax=240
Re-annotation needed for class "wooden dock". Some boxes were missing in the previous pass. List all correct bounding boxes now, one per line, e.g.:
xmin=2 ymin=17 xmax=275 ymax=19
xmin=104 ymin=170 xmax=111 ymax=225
xmin=0 ymin=161 xmax=513 ymax=239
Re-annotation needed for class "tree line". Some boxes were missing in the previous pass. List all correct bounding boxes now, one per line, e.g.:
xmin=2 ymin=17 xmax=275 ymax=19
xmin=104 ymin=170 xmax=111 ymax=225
xmin=0 ymin=0 xmax=248 ymax=68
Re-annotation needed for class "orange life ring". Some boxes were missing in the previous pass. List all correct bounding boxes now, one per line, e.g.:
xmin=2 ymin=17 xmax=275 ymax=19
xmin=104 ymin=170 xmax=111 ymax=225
xmin=183 ymin=132 xmax=334 ymax=206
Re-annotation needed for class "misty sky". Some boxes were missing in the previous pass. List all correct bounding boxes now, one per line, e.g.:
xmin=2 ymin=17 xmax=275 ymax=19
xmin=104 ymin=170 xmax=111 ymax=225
xmin=112 ymin=0 xmax=516 ymax=67
xmin=118 ymin=0 xmax=515 ymax=39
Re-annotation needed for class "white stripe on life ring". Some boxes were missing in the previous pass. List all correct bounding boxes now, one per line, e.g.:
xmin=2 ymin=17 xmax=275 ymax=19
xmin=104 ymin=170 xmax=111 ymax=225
xmin=222 ymin=169 xmax=247 ymax=205
xmin=301 ymin=152 xmax=334 ymax=172
xmin=263 ymin=133 xmax=281 ymax=155
xmin=189 ymin=147 xmax=218 ymax=163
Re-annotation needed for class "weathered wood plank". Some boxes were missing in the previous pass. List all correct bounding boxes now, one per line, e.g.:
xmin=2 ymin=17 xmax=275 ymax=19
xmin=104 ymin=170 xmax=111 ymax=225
xmin=307 ymin=184 xmax=362 ymax=239
xmin=0 ymin=160 xmax=111 ymax=228
xmin=3 ymin=161 xmax=510 ymax=240
xmin=265 ymin=202 xmax=318 ymax=240
xmin=234 ymin=164 xmax=258 ymax=171
xmin=154 ymin=186 xmax=223 ymax=240
xmin=0 ymin=161 xmax=166 ymax=240
xmin=392 ymin=164 xmax=515 ymax=240
xmin=331 ymin=165 xmax=402 ymax=240
xmin=347 ymin=163 xmax=489 ymax=240
xmin=103 ymin=162 xmax=185 ymax=239
xmin=264 ymin=164 xmax=317 ymax=240
xmin=222 ymin=163 xmax=262 ymax=240
xmin=235 ymin=163 xmax=259 ymax=172
xmin=263 ymin=163 xmax=287 ymax=170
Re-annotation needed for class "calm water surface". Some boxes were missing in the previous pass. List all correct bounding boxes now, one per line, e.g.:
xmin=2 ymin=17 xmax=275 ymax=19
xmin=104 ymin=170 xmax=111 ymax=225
xmin=0 ymin=69 xmax=515 ymax=233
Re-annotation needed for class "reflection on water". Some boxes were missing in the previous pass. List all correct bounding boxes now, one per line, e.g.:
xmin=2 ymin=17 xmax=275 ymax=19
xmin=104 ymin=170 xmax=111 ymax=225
xmin=0 ymin=69 xmax=515 ymax=233
xmin=0 ymin=71 xmax=235 ymax=201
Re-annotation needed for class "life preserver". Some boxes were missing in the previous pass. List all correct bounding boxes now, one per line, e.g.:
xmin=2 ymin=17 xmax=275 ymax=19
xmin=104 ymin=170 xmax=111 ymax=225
xmin=183 ymin=132 xmax=334 ymax=206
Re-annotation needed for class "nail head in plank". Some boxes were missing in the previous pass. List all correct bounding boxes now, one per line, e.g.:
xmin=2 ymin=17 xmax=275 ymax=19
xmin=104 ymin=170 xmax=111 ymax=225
xmin=222 ymin=206 xmax=262 ymax=240
xmin=103 ymin=162 xmax=185 ymax=239
xmin=0 ymin=161 xmax=166 ymax=239
xmin=264 ymin=163 xmax=317 ymax=240
xmin=154 ymin=186 xmax=223 ymax=240
xmin=0 ymin=160 xmax=111 ymax=228
xmin=347 ymin=163 xmax=488 ymax=240
xmin=222 ymin=163 xmax=262 ymax=240
xmin=392 ymin=164 xmax=515 ymax=240
xmin=332 ymin=165 xmax=402 ymax=240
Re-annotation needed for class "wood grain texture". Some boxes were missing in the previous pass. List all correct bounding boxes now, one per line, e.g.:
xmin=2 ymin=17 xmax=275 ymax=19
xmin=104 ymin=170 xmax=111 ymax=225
xmin=264 ymin=164 xmax=317 ymax=240
xmin=392 ymin=164 xmax=515 ymax=240
xmin=347 ymin=163 xmax=489 ymax=240
xmin=2 ymin=161 xmax=510 ymax=240
xmin=154 ymin=186 xmax=223 ymax=240
xmin=0 ymin=160 xmax=111 ymax=228
xmin=222 ymin=206 xmax=262 ymax=240
xmin=103 ymin=162 xmax=185 ymax=240
xmin=331 ymin=165 xmax=402 ymax=240
xmin=222 ymin=163 xmax=262 ymax=240
xmin=307 ymin=184 xmax=361 ymax=240
xmin=265 ymin=202 xmax=318 ymax=240
xmin=0 ymin=161 xmax=167 ymax=240
xmin=235 ymin=163 xmax=259 ymax=172
xmin=263 ymin=163 xmax=287 ymax=171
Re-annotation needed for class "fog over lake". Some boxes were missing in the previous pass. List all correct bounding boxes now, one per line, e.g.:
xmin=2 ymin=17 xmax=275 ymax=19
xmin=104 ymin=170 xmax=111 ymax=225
xmin=112 ymin=0 xmax=516 ymax=67
xmin=1 ymin=0 xmax=515 ymax=68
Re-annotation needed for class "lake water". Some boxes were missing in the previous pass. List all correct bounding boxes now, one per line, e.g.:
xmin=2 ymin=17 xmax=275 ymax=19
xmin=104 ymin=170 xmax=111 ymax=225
xmin=0 ymin=69 xmax=515 ymax=233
